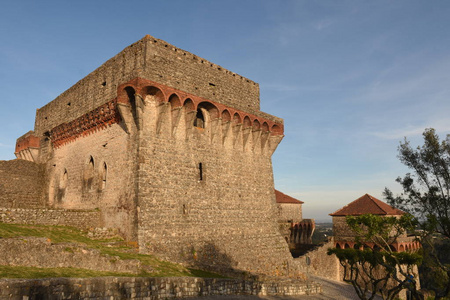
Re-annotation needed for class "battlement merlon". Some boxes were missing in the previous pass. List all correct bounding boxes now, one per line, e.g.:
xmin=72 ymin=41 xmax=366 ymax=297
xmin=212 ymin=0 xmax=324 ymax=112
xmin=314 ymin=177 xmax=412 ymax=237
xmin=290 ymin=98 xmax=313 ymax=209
xmin=34 ymin=35 xmax=282 ymax=136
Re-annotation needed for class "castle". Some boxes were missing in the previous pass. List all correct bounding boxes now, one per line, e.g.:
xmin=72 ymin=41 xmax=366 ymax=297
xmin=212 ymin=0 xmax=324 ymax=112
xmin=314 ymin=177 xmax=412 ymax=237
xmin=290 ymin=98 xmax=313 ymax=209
xmin=0 ymin=36 xmax=422 ymax=299
xmin=2 ymin=35 xmax=306 ymax=277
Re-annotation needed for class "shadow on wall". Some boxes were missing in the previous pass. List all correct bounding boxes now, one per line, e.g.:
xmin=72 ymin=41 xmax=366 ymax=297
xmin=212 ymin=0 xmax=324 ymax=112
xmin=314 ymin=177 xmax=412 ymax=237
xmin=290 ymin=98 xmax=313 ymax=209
xmin=18 ymin=278 xmax=136 ymax=299
xmin=185 ymin=242 xmax=261 ymax=281
xmin=19 ymin=278 xmax=79 ymax=299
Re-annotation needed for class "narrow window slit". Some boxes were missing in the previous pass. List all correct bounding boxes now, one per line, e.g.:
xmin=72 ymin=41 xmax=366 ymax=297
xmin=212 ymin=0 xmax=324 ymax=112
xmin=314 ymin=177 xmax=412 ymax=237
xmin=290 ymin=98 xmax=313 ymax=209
xmin=199 ymin=163 xmax=203 ymax=181
xmin=102 ymin=162 xmax=107 ymax=190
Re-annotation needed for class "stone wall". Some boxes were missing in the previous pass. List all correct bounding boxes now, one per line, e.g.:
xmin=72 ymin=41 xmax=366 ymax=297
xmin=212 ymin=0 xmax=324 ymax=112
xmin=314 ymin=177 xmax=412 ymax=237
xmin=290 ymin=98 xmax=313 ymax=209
xmin=0 ymin=277 xmax=321 ymax=300
xmin=332 ymin=216 xmax=353 ymax=240
xmin=135 ymin=94 xmax=291 ymax=277
xmin=29 ymin=75 xmax=291 ymax=277
xmin=277 ymin=203 xmax=302 ymax=222
xmin=34 ymin=35 xmax=277 ymax=137
xmin=0 ymin=237 xmax=141 ymax=274
xmin=294 ymin=241 xmax=342 ymax=281
xmin=0 ymin=207 xmax=102 ymax=229
xmin=0 ymin=160 xmax=44 ymax=208
xmin=45 ymin=121 xmax=137 ymax=239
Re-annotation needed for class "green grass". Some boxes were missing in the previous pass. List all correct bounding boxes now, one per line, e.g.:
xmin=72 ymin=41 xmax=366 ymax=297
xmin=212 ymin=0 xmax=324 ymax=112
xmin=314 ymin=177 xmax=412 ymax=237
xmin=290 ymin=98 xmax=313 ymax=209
xmin=0 ymin=223 xmax=225 ymax=279
xmin=0 ymin=265 xmax=135 ymax=279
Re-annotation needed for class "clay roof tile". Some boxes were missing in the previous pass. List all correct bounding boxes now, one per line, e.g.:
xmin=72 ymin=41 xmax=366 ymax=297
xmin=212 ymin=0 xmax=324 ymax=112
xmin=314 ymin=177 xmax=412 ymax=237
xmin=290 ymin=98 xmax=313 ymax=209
xmin=329 ymin=193 xmax=405 ymax=216
xmin=275 ymin=190 xmax=304 ymax=204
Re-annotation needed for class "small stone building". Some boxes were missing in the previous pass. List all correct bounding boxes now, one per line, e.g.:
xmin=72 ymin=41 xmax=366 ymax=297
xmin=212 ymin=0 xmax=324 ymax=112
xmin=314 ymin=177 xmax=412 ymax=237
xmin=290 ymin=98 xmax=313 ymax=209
xmin=275 ymin=190 xmax=315 ymax=250
xmin=276 ymin=189 xmax=303 ymax=222
xmin=330 ymin=194 xmax=420 ymax=252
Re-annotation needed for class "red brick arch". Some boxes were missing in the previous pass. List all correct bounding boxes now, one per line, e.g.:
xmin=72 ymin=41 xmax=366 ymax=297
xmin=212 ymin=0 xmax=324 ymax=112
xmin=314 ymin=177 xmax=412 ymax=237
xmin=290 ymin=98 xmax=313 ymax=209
xmin=141 ymin=86 xmax=165 ymax=103
xmin=253 ymin=119 xmax=261 ymax=130
xmin=233 ymin=112 xmax=242 ymax=124
xmin=243 ymin=116 xmax=252 ymax=128
xmin=222 ymin=110 xmax=231 ymax=122
xmin=271 ymin=124 xmax=283 ymax=136
xmin=197 ymin=101 xmax=219 ymax=119
xmin=168 ymin=93 xmax=182 ymax=108
xmin=117 ymin=86 xmax=136 ymax=105
xmin=115 ymin=77 xmax=284 ymax=135
xmin=183 ymin=98 xmax=195 ymax=111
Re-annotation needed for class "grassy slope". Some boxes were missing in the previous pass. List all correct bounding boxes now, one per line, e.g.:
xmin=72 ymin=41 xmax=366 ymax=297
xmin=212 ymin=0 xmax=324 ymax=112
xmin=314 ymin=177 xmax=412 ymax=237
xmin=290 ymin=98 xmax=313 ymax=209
xmin=0 ymin=223 xmax=225 ymax=279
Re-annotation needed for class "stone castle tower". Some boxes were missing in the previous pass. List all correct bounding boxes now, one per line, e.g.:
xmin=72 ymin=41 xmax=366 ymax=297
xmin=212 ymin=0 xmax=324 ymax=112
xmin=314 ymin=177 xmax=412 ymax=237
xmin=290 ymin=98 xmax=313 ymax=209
xmin=7 ymin=35 xmax=299 ymax=276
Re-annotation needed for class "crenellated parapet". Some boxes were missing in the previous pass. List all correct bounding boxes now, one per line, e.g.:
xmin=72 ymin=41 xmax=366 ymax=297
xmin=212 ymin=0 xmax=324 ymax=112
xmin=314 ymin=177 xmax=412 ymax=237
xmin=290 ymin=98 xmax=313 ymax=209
xmin=49 ymin=100 xmax=121 ymax=149
xmin=44 ymin=77 xmax=284 ymax=156
xmin=15 ymin=131 xmax=40 ymax=162
xmin=116 ymin=78 xmax=284 ymax=155
xmin=290 ymin=219 xmax=315 ymax=245
xmin=333 ymin=237 xmax=421 ymax=253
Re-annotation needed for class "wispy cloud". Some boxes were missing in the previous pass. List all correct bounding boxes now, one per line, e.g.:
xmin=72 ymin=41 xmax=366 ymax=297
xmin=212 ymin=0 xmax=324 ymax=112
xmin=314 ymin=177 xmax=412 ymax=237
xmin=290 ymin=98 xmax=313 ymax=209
xmin=370 ymin=126 xmax=427 ymax=140
xmin=370 ymin=123 xmax=450 ymax=140
xmin=351 ymin=54 xmax=450 ymax=105
xmin=313 ymin=19 xmax=334 ymax=31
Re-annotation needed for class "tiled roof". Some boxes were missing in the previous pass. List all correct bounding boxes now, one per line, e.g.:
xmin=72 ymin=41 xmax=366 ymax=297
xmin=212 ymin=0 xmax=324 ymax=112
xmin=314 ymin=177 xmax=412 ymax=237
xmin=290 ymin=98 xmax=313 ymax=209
xmin=329 ymin=194 xmax=405 ymax=216
xmin=275 ymin=190 xmax=304 ymax=204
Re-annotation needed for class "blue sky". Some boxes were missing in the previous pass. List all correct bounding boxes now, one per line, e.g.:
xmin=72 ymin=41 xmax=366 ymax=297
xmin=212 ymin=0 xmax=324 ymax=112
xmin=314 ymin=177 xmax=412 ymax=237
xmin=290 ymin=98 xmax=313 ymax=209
xmin=1 ymin=1 xmax=449 ymax=222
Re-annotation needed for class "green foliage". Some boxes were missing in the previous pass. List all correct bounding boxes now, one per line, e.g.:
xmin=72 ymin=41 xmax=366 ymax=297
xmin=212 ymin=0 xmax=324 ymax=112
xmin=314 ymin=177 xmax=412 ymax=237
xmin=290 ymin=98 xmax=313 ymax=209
xmin=346 ymin=214 xmax=417 ymax=250
xmin=384 ymin=128 xmax=450 ymax=238
xmin=328 ymin=214 xmax=422 ymax=300
xmin=384 ymin=128 xmax=450 ymax=299
xmin=329 ymin=248 xmax=421 ymax=269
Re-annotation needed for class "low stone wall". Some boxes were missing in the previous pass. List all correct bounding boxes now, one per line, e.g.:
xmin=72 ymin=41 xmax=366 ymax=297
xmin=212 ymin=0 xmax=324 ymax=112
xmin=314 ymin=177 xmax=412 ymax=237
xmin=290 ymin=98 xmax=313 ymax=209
xmin=0 ymin=207 xmax=103 ymax=229
xmin=0 ymin=277 xmax=321 ymax=299
xmin=0 ymin=237 xmax=142 ymax=274
xmin=294 ymin=241 xmax=342 ymax=281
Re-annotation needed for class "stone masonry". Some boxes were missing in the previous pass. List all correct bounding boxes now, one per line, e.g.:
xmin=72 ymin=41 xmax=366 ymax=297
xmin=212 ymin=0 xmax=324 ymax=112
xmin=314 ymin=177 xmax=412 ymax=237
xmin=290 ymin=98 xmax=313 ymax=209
xmin=0 ymin=35 xmax=301 ymax=278
xmin=0 ymin=277 xmax=322 ymax=300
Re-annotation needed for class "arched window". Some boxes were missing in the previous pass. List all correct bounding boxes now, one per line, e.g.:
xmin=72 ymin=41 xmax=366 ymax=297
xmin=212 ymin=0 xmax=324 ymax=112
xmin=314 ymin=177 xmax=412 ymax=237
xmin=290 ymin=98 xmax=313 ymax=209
xmin=57 ymin=168 xmax=68 ymax=203
xmin=194 ymin=110 xmax=205 ymax=128
xmin=61 ymin=169 xmax=68 ymax=189
xmin=84 ymin=156 xmax=95 ymax=190
xmin=86 ymin=156 xmax=94 ymax=177
xmin=101 ymin=162 xmax=107 ymax=190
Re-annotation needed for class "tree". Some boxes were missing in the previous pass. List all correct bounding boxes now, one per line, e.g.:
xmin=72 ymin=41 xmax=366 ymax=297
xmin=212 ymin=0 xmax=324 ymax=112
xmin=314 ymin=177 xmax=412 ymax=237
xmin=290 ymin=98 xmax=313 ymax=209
xmin=384 ymin=128 xmax=450 ymax=299
xmin=328 ymin=214 xmax=422 ymax=300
